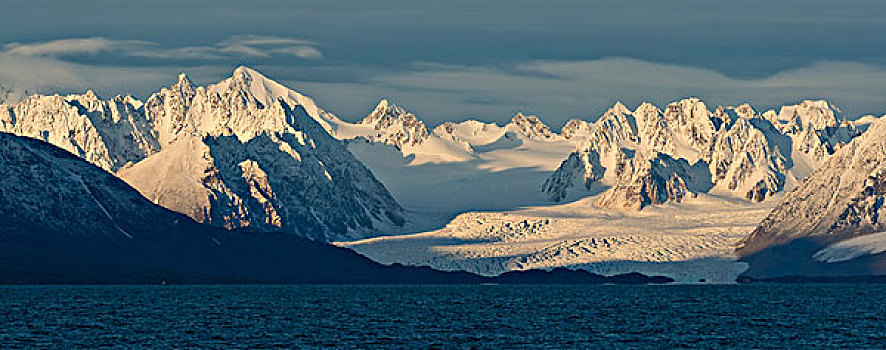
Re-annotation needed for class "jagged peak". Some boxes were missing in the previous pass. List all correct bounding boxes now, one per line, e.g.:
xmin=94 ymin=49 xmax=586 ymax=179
xmin=232 ymin=65 xmax=262 ymax=80
xmin=666 ymin=97 xmax=710 ymax=116
xmin=176 ymin=72 xmax=189 ymax=83
xmin=614 ymin=101 xmax=632 ymax=113
xmin=362 ymin=99 xmax=416 ymax=125
xmin=778 ymin=99 xmax=837 ymax=114
xmin=357 ymin=100 xmax=429 ymax=148
xmin=368 ymin=99 xmax=409 ymax=118
xmin=507 ymin=112 xmax=556 ymax=140
xmin=799 ymin=99 xmax=832 ymax=110
xmin=776 ymin=99 xmax=840 ymax=131
xmin=633 ymin=102 xmax=661 ymax=116
xmin=731 ymin=103 xmax=757 ymax=118
xmin=374 ymin=98 xmax=391 ymax=110
xmin=173 ymin=72 xmax=193 ymax=88
xmin=82 ymin=89 xmax=99 ymax=100
xmin=509 ymin=112 xmax=543 ymax=124
xmin=205 ymin=66 xmax=327 ymax=119
xmin=604 ymin=101 xmax=632 ymax=116
xmin=63 ymin=89 xmax=103 ymax=106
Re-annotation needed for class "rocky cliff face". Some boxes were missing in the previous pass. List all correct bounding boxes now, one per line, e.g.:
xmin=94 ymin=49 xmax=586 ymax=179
xmin=595 ymin=151 xmax=709 ymax=210
xmin=0 ymin=67 xmax=404 ymax=242
xmin=541 ymin=149 xmax=605 ymax=202
xmin=543 ymin=99 xmax=865 ymax=209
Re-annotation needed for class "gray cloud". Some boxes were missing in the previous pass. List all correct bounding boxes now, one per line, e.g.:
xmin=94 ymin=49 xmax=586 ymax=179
xmin=2 ymin=35 xmax=324 ymax=62
xmin=294 ymin=59 xmax=886 ymax=127
xmin=2 ymin=50 xmax=885 ymax=129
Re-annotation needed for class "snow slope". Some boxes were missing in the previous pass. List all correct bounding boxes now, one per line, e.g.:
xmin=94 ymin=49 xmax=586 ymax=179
xmin=813 ymin=232 xmax=886 ymax=263
xmin=332 ymin=105 xmax=577 ymax=219
xmin=737 ymin=115 xmax=886 ymax=278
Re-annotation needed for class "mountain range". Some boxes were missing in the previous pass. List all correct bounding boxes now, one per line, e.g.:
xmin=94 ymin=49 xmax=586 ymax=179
xmin=1 ymin=66 xmax=884 ymax=282
xmin=1 ymin=67 xmax=403 ymax=242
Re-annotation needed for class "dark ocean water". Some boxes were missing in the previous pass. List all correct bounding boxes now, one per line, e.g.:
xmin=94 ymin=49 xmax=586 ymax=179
xmin=0 ymin=284 xmax=883 ymax=348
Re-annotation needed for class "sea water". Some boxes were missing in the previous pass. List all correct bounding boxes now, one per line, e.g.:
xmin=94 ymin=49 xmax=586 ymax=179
xmin=0 ymin=284 xmax=883 ymax=348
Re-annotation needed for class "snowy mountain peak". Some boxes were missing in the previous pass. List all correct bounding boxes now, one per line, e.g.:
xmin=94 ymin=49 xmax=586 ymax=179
xmin=634 ymin=102 xmax=658 ymax=114
xmin=542 ymin=97 xmax=877 ymax=210
xmin=611 ymin=101 xmax=631 ymax=115
xmin=176 ymin=71 xmax=190 ymax=83
xmin=172 ymin=73 xmax=193 ymax=91
xmin=507 ymin=112 xmax=557 ymax=140
xmin=595 ymin=150 xmax=707 ymax=210
xmin=373 ymin=98 xmax=392 ymax=111
xmin=213 ymin=65 xmax=287 ymax=105
xmin=232 ymin=65 xmax=262 ymax=80
xmin=357 ymin=100 xmax=429 ymax=149
xmin=1 ymin=69 xmax=403 ymax=241
xmin=79 ymin=89 xmax=100 ymax=102
xmin=732 ymin=103 xmax=756 ymax=119
xmin=775 ymin=99 xmax=839 ymax=132
xmin=364 ymin=99 xmax=408 ymax=121
xmin=561 ymin=119 xmax=594 ymax=140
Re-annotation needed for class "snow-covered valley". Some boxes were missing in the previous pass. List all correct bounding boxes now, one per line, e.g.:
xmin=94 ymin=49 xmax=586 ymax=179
xmin=324 ymin=96 xmax=879 ymax=282
xmin=339 ymin=194 xmax=769 ymax=282
xmin=337 ymin=130 xmax=777 ymax=282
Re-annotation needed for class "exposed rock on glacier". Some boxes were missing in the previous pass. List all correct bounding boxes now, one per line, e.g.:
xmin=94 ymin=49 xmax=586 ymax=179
xmin=560 ymin=119 xmax=593 ymax=141
xmin=737 ymin=117 xmax=886 ymax=278
xmin=356 ymin=99 xmax=429 ymax=149
xmin=505 ymin=112 xmax=558 ymax=141
xmin=542 ymin=149 xmax=604 ymax=202
xmin=596 ymin=151 xmax=710 ymax=210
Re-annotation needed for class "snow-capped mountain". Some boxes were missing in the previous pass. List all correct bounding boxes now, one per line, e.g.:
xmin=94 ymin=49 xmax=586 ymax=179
xmin=0 ymin=90 xmax=157 ymax=172
xmin=355 ymin=99 xmax=429 ymax=149
xmin=543 ymin=98 xmax=864 ymax=209
xmin=333 ymin=107 xmax=562 ymax=158
xmin=505 ymin=112 xmax=558 ymax=141
xmin=0 ymin=132 xmax=497 ymax=284
xmin=737 ymin=117 xmax=886 ymax=278
xmin=0 ymin=67 xmax=404 ymax=242
xmin=595 ymin=151 xmax=711 ymax=210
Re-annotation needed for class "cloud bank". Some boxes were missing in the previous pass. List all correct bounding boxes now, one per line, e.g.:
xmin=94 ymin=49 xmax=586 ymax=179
xmin=1 ymin=37 xmax=885 ymax=127
xmin=3 ymin=35 xmax=324 ymax=62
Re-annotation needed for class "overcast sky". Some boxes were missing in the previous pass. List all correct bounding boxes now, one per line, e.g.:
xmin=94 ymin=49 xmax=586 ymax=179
xmin=2 ymin=0 xmax=885 ymax=126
